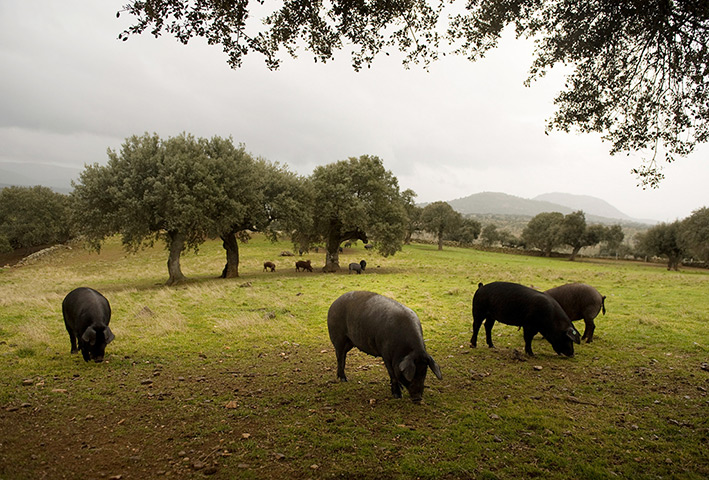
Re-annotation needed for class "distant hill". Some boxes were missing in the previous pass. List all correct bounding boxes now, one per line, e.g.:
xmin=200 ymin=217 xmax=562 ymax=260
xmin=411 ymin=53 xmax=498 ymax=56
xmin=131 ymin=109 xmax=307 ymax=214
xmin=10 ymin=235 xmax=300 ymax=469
xmin=445 ymin=191 xmax=654 ymax=225
xmin=533 ymin=192 xmax=632 ymax=220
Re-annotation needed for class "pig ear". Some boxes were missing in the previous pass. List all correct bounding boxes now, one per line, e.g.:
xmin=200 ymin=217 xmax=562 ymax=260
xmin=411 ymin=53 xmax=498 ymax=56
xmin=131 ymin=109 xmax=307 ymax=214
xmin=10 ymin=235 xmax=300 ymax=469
xmin=105 ymin=326 xmax=115 ymax=345
xmin=567 ymin=327 xmax=581 ymax=344
xmin=428 ymin=355 xmax=443 ymax=380
xmin=398 ymin=354 xmax=416 ymax=382
xmin=82 ymin=327 xmax=97 ymax=346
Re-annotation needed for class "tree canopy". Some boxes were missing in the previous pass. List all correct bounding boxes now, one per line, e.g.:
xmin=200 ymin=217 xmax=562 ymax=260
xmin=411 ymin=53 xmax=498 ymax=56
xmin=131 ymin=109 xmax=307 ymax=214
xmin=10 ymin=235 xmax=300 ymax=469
xmin=300 ymin=155 xmax=408 ymax=271
xmin=680 ymin=207 xmax=709 ymax=263
xmin=0 ymin=186 xmax=72 ymax=251
xmin=119 ymin=1 xmax=709 ymax=186
xmin=558 ymin=211 xmax=606 ymax=261
xmin=420 ymin=201 xmax=461 ymax=250
xmin=521 ymin=211 xmax=564 ymax=256
xmin=636 ymin=221 xmax=685 ymax=270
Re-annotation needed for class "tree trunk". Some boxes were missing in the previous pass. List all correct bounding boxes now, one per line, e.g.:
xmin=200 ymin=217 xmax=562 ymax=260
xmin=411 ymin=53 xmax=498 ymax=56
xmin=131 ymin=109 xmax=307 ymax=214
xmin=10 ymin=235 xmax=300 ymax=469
xmin=323 ymin=222 xmax=341 ymax=272
xmin=220 ymin=233 xmax=239 ymax=278
xmin=667 ymin=255 xmax=681 ymax=271
xmin=569 ymin=246 xmax=581 ymax=261
xmin=437 ymin=230 xmax=444 ymax=250
xmin=165 ymin=231 xmax=187 ymax=286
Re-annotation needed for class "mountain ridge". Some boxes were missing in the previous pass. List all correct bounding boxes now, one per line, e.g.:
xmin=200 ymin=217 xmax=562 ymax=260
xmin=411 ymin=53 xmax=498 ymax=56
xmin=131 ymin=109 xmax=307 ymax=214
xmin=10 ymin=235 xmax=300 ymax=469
xmin=445 ymin=191 xmax=655 ymax=225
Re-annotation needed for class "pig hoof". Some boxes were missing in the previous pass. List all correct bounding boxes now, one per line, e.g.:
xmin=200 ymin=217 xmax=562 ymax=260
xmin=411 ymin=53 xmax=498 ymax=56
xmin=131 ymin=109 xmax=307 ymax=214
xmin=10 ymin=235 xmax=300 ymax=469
xmin=338 ymin=377 xmax=348 ymax=383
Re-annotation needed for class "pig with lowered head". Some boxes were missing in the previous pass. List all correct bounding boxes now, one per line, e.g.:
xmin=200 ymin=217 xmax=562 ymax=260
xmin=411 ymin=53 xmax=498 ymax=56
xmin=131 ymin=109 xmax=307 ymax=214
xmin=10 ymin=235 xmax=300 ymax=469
xmin=62 ymin=287 xmax=115 ymax=363
xmin=545 ymin=283 xmax=606 ymax=343
xmin=471 ymin=282 xmax=580 ymax=356
xmin=327 ymin=291 xmax=442 ymax=403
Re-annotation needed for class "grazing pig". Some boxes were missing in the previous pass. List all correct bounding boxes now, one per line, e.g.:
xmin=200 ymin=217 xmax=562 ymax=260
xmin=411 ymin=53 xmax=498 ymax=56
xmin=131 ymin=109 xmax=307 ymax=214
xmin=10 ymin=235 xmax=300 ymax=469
xmin=295 ymin=260 xmax=313 ymax=272
xmin=348 ymin=260 xmax=367 ymax=274
xmin=545 ymin=283 xmax=606 ymax=343
xmin=263 ymin=261 xmax=276 ymax=272
xmin=62 ymin=287 xmax=115 ymax=363
xmin=327 ymin=291 xmax=442 ymax=403
xmin=471 ymin=282 xmax=581 ymax=357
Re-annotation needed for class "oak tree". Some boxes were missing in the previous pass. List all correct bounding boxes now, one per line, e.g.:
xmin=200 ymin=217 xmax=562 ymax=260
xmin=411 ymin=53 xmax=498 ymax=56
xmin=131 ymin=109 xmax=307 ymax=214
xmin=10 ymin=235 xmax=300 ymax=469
xmin=420 ymin=201 xmax=461 ymax=250
xmin=0 ymin=185 xmax=72 ymax=250
xmin=301 ymin=155 xmax=408 ymax=272
xmin=522 ymin=211 xmax=564 ymax=256
xmin=680 ymin=207 xmax=709 ymax=262
xmin=72 ymin=133 xmax=287 ymax=285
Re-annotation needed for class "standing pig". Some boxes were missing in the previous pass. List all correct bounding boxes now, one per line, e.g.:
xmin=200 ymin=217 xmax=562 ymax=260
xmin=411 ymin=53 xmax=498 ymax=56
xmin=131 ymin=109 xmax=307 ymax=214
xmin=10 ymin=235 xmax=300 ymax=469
xmin=471 ymin=282 xmax=580 ymax=356
xmin=327 ymin=291 xmax=442 ymax=403
xmin=545 ymin=283 xmax=606 ymax=343
xmin=62 ymin=287 xmax=115 ymax=363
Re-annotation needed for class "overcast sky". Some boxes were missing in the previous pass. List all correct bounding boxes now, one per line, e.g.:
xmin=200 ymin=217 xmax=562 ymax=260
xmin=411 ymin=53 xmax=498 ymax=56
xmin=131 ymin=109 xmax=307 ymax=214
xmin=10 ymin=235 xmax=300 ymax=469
xmin=1 ymin=1 xmax=707 ymax=222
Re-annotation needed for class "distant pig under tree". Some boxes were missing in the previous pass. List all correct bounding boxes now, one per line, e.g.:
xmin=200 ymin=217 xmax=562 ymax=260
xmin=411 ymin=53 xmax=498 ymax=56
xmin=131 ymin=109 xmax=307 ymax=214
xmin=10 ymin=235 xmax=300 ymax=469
xmin=62 ymin=287 xmax=115 ymax=363
xmin=544 ymin=283 xmax=606 ymax=343
xmin=327 ymin=291 xmax=442 ymax=403
xmin=295 ymin=260 xmax=313 ymax=272
xmin=348 ymin=260 xmax=367 ymax=274
xmin=471 ymin=282 xmax=581 ymax=356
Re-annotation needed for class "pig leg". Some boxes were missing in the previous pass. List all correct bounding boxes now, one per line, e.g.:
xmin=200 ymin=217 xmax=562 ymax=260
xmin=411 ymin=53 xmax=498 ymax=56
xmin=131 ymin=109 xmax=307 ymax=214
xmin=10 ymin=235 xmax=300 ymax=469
xmin=582 ymin=318 xmax=595 ymax=343
xmin=522 ymin=327 xmax=537 ymax=356
xmin=470 ymin=316 xmax=483 ymax=348
xmin=484 ymin=318 xmax=497 ymax=348
xmin=77 ymin=340 xmax=91 ymax=362
xmin=333 ymin=337 xmax=354 ymax=382
xmin=65 ymin=326 xmax=78 ymax=354
xmin=384 ymin=362 xmax=402 ymax=398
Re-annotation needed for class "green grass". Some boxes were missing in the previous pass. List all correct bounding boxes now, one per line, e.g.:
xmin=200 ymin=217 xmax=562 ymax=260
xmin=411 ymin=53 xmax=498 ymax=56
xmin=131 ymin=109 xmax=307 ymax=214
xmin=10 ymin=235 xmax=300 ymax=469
xmin=0 ymin=235 xmax=707 ymax=479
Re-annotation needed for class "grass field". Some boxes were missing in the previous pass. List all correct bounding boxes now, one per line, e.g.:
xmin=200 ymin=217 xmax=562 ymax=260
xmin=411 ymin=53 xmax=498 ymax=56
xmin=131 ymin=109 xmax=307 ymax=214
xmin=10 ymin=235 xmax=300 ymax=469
xmin=1 ymin=235 xmax=707 ymax=479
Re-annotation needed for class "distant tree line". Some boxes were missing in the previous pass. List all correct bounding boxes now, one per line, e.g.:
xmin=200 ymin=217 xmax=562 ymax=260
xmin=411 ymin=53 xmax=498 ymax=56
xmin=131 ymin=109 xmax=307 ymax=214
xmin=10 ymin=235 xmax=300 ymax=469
xmin=1 ymin=133 xmax=708 ymax=277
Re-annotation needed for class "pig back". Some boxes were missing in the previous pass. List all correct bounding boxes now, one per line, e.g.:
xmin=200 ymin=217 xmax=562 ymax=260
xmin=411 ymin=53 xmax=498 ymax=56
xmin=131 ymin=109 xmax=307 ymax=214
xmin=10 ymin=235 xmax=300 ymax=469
xmin=545 ymin=283 xmax=603 ymax=320
xmin=328 ymin=291 xmax=424 ymax=358
xmin=63 ymin=287 xmax=111 ymax=329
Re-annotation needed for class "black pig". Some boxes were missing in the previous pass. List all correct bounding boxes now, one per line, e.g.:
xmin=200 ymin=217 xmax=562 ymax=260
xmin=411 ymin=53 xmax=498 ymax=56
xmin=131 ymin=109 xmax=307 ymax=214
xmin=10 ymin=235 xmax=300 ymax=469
xmin=348 ymin=260 xmax=367 ymax=274
xmin=62 ymin=287 xmax=115 ymax=363
xmin=327 ymin=291 xmax=442 ymax=403
xmin=545 ymin=283 xmax=606 ymax=343
xmin=471 ymin=282 xmax=580 ymax=356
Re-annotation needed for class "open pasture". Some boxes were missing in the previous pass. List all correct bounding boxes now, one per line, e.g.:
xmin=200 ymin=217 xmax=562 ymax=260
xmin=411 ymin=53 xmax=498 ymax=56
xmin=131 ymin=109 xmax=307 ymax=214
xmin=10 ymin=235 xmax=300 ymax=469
xmin=1 ymin=236 xmax=707 ymax=479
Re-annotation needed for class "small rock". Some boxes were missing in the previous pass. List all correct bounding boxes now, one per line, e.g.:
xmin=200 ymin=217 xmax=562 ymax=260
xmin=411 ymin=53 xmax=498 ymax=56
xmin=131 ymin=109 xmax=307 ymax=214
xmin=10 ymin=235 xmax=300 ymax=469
xmin=490 ymin=413 xmax=500 ymax=420
xmin=52 ymin=388 xmax=68 ymax=394
xmin=274 ymin=453 xmax=286 ymax=460
xmin=140 ymin=379 xmax=153 ymax=385
xmin=310 ymin=464 xmax=319 ymax=470
xmin=21 ymin=379 xmax=34 ymax=386
xmin=533 ymin=365 xmax=543 ymax=371
xmin=225 ymin=400 xmax=238 ymax=409
xmin=192 ymin=461 xmax=205 ymax=470
xmin=241 ymin=433 xmax=251 ymax=439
